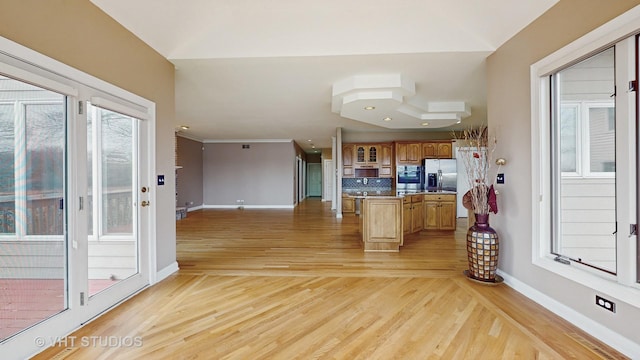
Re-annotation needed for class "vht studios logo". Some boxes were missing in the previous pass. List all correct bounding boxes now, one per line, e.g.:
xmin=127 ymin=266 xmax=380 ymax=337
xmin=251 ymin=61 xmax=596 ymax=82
xmin=35 ymin=336 xmax=143 ymax=348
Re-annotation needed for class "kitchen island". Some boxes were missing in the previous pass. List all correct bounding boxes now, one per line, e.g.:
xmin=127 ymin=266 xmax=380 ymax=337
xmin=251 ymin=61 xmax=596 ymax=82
xmin=359 ymin=196 xmax=404 ymax=252
xmin=345 ymin=190 xmax=457 ymax=252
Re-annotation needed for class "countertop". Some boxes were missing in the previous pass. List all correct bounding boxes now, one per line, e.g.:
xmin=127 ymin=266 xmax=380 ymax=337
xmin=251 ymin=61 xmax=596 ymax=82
xmin=343 ymin=190 xmax=397 ymax=198
xmin=343 ymin=189 xmax=457 ymax=198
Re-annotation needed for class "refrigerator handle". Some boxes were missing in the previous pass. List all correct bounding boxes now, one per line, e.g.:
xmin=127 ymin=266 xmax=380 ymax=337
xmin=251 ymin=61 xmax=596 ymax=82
xmin=437 ymin=169 xmax=443 ymax=191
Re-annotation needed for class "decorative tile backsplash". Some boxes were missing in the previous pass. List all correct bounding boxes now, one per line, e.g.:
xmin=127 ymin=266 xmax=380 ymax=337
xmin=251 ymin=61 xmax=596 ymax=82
xmin=342 ymin=178 xmax=393 ymax=190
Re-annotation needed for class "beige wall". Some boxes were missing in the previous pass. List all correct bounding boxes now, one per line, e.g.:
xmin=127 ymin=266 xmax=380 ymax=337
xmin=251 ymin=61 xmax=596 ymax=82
xmin=0 ymin=0 xmax=177 ymax=272
xmin=487 ymin=0 xmax=640 ymax=346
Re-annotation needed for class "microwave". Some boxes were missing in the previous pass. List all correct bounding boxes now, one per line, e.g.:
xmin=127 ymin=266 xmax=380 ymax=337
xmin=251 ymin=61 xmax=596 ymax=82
xmin=396 ymin=165 xmax=423 ymax=189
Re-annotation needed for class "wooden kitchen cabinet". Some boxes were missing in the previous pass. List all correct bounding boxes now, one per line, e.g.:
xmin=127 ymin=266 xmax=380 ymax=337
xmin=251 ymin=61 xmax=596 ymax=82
xmin=437 ymin=142 xmax=453 ymax=159
xmin=342 ymin=195 xmax=355 ymax=213
xmin=395 ymin=142 xmax=421 ymax=165
xmin=403 ymin=194 xmax=424 ymax=234
xmin=342 ymin=144 xmax=355 ymax=177
xmin=438 ymin=201 xmax=456 ymax=229
xmin=421 ymin=142 xmax=437 ymax=159
xmin=379 ymin=143 xmax=394 ymax=178
xmin=423 ymin=141 xmax=453 ymax=159
xmin=403 ymin=201 xmax=412 ymax=234
xmin=423 ymin=194 xmax=456 ymax=230
xmin=355 ymin=144 xmax=380 ymax=165
xmin=361 ymin=197 xmax=403 ymax=252
xmin=411 ymin=196 xmax=424 ymax=232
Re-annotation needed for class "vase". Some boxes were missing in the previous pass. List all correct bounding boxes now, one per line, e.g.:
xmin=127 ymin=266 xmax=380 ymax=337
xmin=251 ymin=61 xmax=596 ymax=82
xmin=465 ymin=213 xmax=500 ymax=283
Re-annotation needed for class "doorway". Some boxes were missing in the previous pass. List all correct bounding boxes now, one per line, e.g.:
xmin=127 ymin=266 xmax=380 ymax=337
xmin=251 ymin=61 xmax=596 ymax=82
xmin=0 ymin=53 xmax=152 ymax=359
xmin=307 ymin=163 xmax=322 ymax=197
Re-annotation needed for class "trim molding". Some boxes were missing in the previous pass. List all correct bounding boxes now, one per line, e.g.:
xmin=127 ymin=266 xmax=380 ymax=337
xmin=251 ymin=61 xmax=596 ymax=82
xmin=155 ymin=261 xmax=179 ymax=284
xmin=203 ymin=139 xmax=293 ymax=144
xmin=187 ymin=205 xmax=203 ymax=212
xmin=176 ymin=133 xmax=203 ymax=143
xmin=497 ymin=269 xmax=640 ymax=358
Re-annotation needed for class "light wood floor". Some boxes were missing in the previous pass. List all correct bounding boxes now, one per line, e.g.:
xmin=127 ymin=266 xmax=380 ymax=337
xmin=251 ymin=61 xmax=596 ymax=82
xmin=34 ymin=198 xmax=627 ymax=359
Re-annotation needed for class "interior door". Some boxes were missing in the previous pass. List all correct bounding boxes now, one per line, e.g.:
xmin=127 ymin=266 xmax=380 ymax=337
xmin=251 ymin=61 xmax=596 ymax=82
xmin=307 ymin=163 xmax=322 ymax=197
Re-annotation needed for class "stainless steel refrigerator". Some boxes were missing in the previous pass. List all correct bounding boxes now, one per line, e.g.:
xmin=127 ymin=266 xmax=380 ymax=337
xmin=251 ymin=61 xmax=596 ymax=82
xmin=422 ymin=159 xmax=457 ymax=192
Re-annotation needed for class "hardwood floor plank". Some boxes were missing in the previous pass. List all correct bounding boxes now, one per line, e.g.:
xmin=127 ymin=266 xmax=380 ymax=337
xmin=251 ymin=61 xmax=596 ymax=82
xmin=31 ymin=199 xmax=628 ymax=359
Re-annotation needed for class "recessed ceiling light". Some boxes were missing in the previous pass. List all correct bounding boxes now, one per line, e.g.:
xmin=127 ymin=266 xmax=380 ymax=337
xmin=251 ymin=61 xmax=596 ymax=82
xmin=312 ymin=145 xmax=316 ymax=148
xmin=364 ymin=106 xmax=375 ymax=110
xmin=421 ymin=122 xmax=429 ymax=126
xmin=180 ymin=125 xmax=189 ymax=130
xmin=456 ymin=120 xmax=462 ymax=124
xmin=383 ymin=117 xmax=392 ymax=122
xmin=307 ymin=139 xmax=312 ymax=142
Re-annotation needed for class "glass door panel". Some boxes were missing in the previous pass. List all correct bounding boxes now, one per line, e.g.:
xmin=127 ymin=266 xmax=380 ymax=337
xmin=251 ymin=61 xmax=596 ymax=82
xmin=87 ymin=104 xmax=139 ymax=297
xmin=0 ymin=77 xmax=67 ymax=341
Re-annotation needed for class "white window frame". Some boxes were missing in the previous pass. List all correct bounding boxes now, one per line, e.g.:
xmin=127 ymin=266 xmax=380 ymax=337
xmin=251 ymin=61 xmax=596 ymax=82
xmin=559 ymin=102 xmax=582 ymax=177
xmin=583 ymin=101 xmax=616 ymax=177
xmin=561 ymin=101 xmax=616 ymax=178
xmin=531 ymin=6 xmax=640 ymax=308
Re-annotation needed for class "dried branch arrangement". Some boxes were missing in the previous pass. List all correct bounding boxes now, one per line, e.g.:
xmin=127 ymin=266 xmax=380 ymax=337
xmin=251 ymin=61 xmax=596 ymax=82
xmin=456 ymin=124 xmax=497 ymax=215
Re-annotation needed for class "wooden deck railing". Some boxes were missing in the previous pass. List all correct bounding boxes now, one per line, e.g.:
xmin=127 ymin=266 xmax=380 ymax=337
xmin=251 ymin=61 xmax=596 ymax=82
xmin=0 ymin=189 xmax=133 ymax=236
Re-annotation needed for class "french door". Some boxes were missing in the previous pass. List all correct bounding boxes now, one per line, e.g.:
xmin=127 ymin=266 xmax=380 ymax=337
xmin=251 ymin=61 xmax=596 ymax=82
xmin=80 ymin=99 xmax=150 ymax=321
xmin=0 ymin=73 xmax=151 ymax=358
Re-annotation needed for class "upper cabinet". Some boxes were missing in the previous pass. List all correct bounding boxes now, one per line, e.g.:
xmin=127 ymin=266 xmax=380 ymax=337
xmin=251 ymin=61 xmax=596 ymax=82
xmin=379 ymin=143 xmax=393 ymax=178
xmin=343 ymin=143 xmax=394 ymax=178
xmin=343 ymin=140 xmax=452 ymax=177
xmin=396 ymin=140 xmax=453 ymax=165
xmin=422 ymin=141 xmax=452 ymax=159
xmin=395 ymin=142 xmax=421 ymax=165
xmin=354 ymin=145 xmax=380 ymax=166
xmin=342 ymin=144 xmax=355 ymax=177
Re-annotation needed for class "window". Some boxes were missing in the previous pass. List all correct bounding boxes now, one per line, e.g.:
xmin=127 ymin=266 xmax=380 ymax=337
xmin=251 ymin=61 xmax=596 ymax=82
xmin=551 ymin=48 xmax=617 ymax=274
xmin=531 ymin=8 xmax=640 ymax=307
xmin=560 ymin=102 xmax=615 ymax=177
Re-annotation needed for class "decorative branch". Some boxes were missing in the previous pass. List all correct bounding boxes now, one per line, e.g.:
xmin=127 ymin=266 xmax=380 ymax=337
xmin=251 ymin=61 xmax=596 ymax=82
xmin=455 ymin=124 xmax=497 ymax=215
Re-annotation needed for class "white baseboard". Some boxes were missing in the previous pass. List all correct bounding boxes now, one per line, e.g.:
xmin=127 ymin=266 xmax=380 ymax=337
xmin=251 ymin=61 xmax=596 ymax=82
xmin=187 ymin=205 xmax=203 ymax=212
xmin=497 ymin=269 xmax=640 ymax=358
xmin=203 ymin=204 xmax=295 ymax=209
xmin=155 ymin=261 xmax=179 ymax=284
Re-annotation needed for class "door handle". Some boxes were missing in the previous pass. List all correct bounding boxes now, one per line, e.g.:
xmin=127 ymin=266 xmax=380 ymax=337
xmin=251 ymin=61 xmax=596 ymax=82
xmin=141 ymin=201 xmax=150 ymax=207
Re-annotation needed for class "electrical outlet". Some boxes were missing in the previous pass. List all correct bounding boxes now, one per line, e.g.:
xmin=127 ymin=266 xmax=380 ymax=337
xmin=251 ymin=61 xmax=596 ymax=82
xmin=596 ymin=295 xmax=616 ymax=313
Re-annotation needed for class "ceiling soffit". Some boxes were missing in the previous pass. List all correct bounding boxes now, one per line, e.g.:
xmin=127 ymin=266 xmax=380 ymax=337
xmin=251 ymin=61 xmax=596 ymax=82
xmin=332 ymin=74 xmax=470 ymax=129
